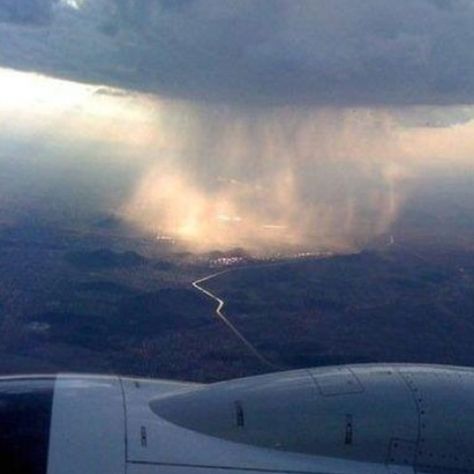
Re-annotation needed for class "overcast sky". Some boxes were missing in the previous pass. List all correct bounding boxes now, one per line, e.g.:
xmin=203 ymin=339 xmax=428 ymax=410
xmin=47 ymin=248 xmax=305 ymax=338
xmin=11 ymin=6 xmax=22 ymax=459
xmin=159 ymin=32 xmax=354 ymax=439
xmin=2 ymin=0 xmax=474 ymax=106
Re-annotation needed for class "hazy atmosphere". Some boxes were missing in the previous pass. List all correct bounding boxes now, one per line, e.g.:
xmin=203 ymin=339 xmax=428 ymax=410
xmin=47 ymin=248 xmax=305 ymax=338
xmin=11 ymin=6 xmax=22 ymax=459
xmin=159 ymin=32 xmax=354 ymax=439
xmin=2 ymin=0 xmax=474 ymax=252
xmin=1 ymin=0 xmax=474 ymax=381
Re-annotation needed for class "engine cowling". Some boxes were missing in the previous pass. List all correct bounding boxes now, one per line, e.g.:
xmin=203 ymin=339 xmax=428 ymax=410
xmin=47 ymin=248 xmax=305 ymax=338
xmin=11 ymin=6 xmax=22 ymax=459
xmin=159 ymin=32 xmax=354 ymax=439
xmin=3 ymin=364 xmax=474 ymax=474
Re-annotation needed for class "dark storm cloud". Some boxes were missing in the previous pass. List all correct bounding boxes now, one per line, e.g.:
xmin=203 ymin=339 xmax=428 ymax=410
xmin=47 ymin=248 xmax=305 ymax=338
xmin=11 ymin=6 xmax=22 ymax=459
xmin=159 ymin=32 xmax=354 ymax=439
xmin=0 ymin=0 xmax=56 ymax=25
xmin=2 ymin=0 xmax=474 ymax=105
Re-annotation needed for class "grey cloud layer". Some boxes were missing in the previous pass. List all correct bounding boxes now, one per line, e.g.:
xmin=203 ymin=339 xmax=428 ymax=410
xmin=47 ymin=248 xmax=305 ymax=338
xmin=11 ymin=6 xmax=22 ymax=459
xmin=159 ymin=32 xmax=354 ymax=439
xmin=0 ymin=0 xmax=55 ymax=25
xmin=2 ymin=0 xmax=474 ymax=105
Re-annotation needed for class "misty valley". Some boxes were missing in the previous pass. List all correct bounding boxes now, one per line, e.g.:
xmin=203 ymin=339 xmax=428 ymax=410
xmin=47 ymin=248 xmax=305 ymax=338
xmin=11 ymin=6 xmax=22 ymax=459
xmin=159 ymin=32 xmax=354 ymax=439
xmin=0 ymin=186 xmax=473 ymax=382
xmin=1 ymin=0 xmax=474 ymax=384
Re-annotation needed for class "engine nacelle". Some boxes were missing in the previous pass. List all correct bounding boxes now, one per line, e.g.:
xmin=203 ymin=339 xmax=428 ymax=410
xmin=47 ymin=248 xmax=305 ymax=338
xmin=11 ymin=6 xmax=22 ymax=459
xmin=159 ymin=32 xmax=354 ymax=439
xmin=2 ymin=364 xmax=474 ymax=474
